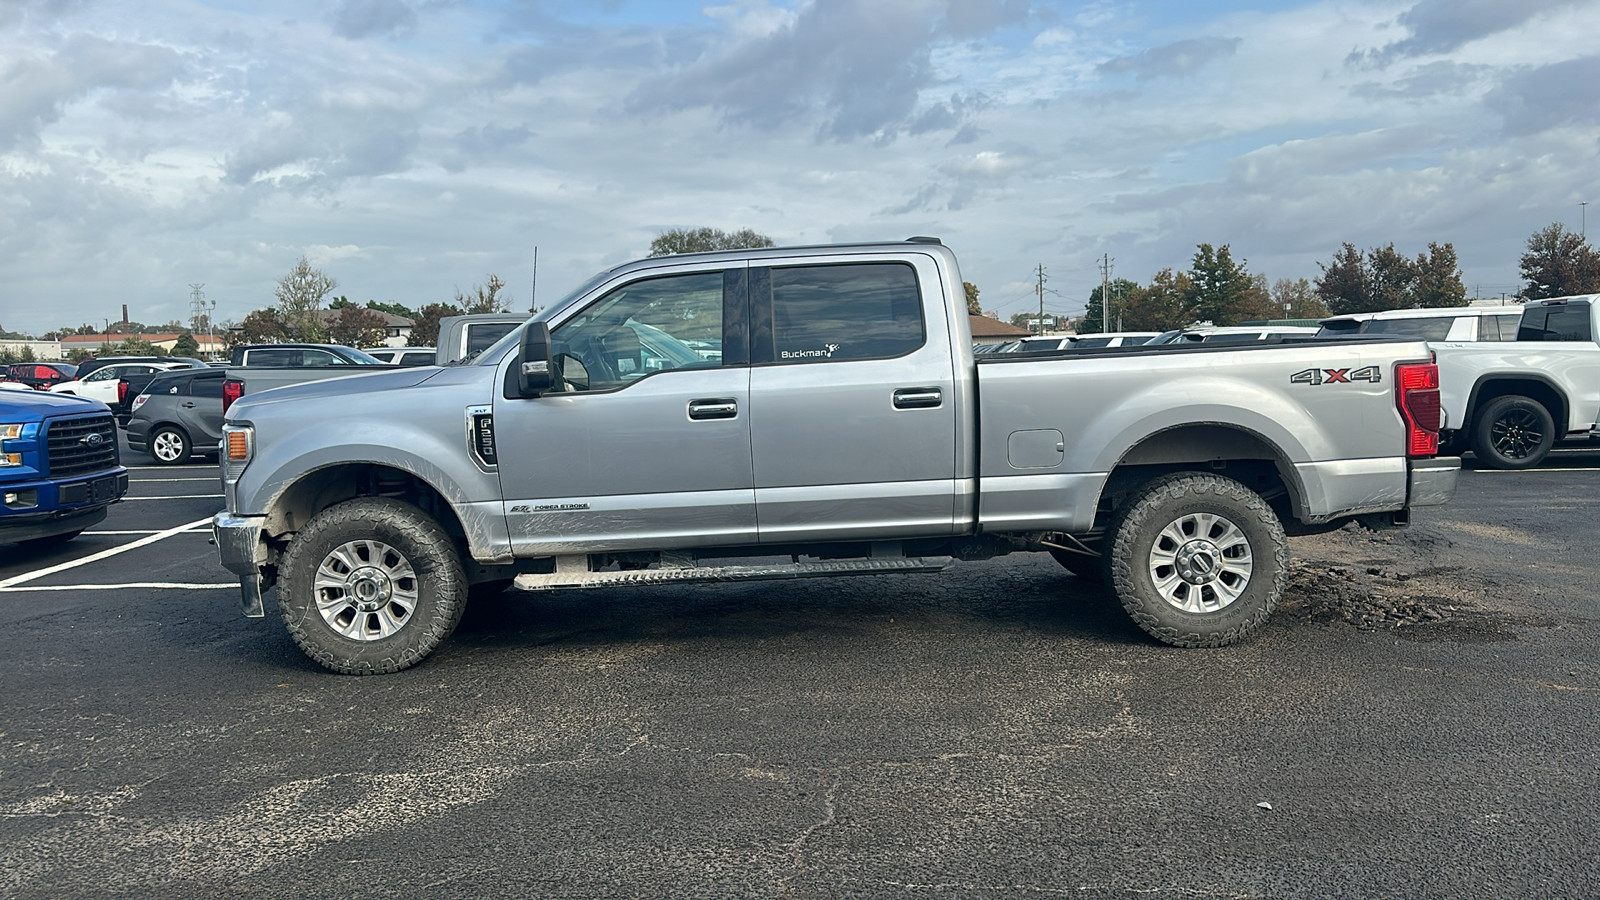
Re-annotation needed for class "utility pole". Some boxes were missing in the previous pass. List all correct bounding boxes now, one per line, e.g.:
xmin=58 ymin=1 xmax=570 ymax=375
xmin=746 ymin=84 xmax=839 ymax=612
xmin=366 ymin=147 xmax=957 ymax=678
xmin=1099 ymin=254 xmax=1113 ymax=333
xmin=1583 ymin=201 xmax=1588 ymax=239
xmin=1034 ymin=265 xmax=1047 ymax=333
xmin=529 ymin=247 xmax=539 ymax=315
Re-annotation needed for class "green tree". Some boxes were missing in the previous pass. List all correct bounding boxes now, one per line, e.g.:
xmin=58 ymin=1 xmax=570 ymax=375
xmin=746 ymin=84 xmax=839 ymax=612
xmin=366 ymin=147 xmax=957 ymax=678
xmin=1519 ymin=223 xmax=1600 ymax=300
xmin=1271 ymin=278 xmax=1329 ymax=319
xmin=455 ymin=274 xmax=508 ymax=314
xmin=963 ymin=282 xmax=981 ymax=316
xmin=366 ymin=300 xmax=417 ymax=320
xmin=328 ymin=305 xmax=389 ymax=348
xmin=648 ymin=227 xmax=775 ymax=257
xmin=1080 ymin=278 xmax=1143 ymax=334
xmin=1367 ymin=244 xmax=1417 ymax=310
xmin=328 ymin=296 xmax=356 ymax=310
xmin=1412 ymin=242 xmax=1467 ymax=308
xmin=409 ymin=302 xmax=461 ymax=347
xmin=174 ymin=333 xmax=200 ymax=356
xmin=274 ymin=256 xmax=338 ymax=342
xmin=1185 ymin=244 xmax=1255 ymax=325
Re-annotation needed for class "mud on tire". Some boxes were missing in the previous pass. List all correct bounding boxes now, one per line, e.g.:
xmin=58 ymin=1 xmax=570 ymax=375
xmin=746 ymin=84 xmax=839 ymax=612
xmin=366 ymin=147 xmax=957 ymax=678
xmin=1105 ymin=472 xmax=1287 ymax=648
xmin=279 ymin=497 xmax=467 ymax=675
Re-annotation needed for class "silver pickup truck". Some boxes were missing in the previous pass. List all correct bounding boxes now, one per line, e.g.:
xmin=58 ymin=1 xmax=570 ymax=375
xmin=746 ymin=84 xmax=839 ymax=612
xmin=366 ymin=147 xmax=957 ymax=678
xmin=213 ymin=239 xmax=1459 ymax=674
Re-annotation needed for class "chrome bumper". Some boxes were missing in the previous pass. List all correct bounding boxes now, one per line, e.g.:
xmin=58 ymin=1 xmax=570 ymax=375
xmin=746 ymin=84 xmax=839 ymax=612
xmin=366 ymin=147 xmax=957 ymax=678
xmin=1408 ymin=457 xmax=1460 ymax=508
xmin=212 ymin=512 xmax=267 ymax=618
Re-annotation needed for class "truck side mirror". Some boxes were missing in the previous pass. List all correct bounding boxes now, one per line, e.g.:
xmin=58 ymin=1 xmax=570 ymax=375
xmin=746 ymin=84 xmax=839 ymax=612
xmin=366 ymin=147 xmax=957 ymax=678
xmin=517 ymin=322 xmax=554 ymax=397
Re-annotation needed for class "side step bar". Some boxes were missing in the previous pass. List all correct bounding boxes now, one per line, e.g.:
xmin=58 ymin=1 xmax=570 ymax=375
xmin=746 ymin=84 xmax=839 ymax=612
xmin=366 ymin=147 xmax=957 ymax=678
xmin=512 ymin=554 xmax=952 ymax=591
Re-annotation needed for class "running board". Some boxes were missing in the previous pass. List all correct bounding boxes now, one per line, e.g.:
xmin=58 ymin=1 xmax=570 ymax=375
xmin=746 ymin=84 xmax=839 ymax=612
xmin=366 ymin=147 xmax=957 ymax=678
xmin=512 ymin=555 xmax=952 ymax=591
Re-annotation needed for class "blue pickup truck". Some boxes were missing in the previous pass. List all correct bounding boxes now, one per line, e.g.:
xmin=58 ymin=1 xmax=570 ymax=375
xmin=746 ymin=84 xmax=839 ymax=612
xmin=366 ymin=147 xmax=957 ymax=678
xmin=1 ymin=390 xmax=129 ymax=548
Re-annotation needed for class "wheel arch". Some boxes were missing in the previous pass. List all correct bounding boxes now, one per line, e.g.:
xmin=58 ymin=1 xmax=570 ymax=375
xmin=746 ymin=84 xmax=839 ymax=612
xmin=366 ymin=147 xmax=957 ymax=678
xmin=1096 ymin=423 xmax=1305 ymax=529
xmin=262 ymin=462 xmax=474 ymax=560
xmin=1466 ymin=375 xmax=1569 ymax=435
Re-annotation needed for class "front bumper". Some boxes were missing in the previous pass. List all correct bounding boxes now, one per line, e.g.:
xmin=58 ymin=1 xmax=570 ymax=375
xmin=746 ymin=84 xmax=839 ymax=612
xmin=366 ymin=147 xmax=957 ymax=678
xmin=213 ymin=512 xmax=268 ymax=617
xmin=1408 ymin=457 xmax=1460 ymax=508
xmin=1 ymin=504 xmax=109 ymax=543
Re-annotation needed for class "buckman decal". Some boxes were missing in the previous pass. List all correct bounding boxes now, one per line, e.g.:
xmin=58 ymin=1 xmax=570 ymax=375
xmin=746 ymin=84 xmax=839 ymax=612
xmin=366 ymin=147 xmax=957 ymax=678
xmin=1291 ymin=366 xmax=1381 ymax=385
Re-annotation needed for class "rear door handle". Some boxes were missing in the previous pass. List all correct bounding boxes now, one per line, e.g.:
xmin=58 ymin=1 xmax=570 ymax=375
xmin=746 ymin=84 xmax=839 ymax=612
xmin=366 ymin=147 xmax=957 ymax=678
xmin=688 ymin=398 xmax=738 ymax=420
xmin=893 ymin=387 xmax=942 ymax=409
xmin=181 ymin=402 xmax=197 ymax=408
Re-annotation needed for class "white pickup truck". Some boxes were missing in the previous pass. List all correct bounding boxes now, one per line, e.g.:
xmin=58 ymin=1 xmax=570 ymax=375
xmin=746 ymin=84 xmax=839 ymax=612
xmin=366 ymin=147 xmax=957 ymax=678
xmin=212 ymin=238 xmax=1459 ymax=674
xmin=1432 ymin=295 xmax=1600 ymax=468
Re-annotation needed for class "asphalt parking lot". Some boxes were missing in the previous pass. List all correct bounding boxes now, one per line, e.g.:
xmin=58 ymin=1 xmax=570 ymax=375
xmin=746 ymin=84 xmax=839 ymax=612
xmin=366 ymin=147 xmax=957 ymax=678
xmin=3 ymin=441 xmax=1599 ymax=898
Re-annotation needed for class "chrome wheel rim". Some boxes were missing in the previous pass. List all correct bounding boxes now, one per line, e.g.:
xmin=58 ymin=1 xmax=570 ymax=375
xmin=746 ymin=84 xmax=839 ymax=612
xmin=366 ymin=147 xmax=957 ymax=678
xmin=1148 ymin=511 xmax=1253 ymax=613
xmin=152 ymin=431 xmax=184 ymax=462
xmin=313 ymin=539 xmax=419 ymax=641
xmin=1490 ymin=409 xmax=1544 ymax=460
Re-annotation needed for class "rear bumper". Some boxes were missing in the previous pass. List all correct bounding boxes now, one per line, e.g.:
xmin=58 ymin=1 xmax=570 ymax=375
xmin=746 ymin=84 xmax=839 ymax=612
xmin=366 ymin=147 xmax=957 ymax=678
xmin=1408 ymin=457 xmax=1459 ymax=508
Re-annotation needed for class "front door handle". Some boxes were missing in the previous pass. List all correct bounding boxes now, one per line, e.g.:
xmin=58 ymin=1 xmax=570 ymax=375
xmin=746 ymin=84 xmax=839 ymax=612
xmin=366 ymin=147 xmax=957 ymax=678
xmin=893 ymin=387 xmax=942 ymax=409
xmin=182 ymin=402 xmax=197 ymax=408
xmin=688 ymin=398 xmax=738 ymax=420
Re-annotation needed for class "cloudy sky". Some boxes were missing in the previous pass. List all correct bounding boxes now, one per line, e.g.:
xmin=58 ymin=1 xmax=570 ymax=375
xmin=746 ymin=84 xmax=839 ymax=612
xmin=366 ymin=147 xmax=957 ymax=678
xmin=2 ymin=0 xmax=1597 ymax=335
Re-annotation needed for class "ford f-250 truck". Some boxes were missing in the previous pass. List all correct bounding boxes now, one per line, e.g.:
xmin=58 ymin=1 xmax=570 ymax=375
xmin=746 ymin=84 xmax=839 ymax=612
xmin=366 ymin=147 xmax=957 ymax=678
xmin=2 ymin=391 xmax=129 ymax=548
xmin=1431 ymin=294 xmax=1600 ymax=469
xmin=212 ymin=238 xmax=1459 ymax=674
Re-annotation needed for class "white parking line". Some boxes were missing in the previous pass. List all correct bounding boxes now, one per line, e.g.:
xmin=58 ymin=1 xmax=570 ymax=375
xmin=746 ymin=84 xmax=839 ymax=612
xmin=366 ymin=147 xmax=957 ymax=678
xmin=86 ymin=528 xmax=212 ymax=535
xmin=130 ymin=477 xmax=217 ymax=483
xmin=122 ymin=494 xmax=224 ymax=500
xmin=0 ymin=582 xmax=235 ymax=592
xmin=1469 ymin=468 xmax=1597 ymax=473
xmin=0 ymin=516 xmax=213 ymax=590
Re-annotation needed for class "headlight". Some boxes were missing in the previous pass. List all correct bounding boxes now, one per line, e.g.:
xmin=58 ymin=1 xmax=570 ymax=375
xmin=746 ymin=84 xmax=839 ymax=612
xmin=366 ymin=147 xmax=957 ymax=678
xmin=0 ymin=423 xmax=21 ymax=440
xmin=0 ymin=422 xmax=23 ymax=466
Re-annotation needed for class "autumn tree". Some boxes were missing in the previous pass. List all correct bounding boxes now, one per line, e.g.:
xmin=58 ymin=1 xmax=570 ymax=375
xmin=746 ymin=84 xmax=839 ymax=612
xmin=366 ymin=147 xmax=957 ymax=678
xmin=408 ymin=303 xmax=460 ymax=347
xmin=1317 ymin=242 xmax=1465 ymax=313
xmin=1271 ymin=278 xmax=1329 ymax=319
xmin=1315 ymin=243 xmax=1371 ymax=315
xmin=274 ymin=256 xmax=338 ymax=342
xmin=238 ymin=308 xmax=288 ymax=345
xmin=1122 ymin=268 xmax=1193 ymax=331
xmin=648 ymin=227 xmax=775 ymax=257
xmin=964 ymin=282 xmax=981 ymax=316
xmin=328 ymin=305 xmax=389 ymax=348
xmin=1519 ymin=223 xmax=1600 ymax=300
xmin=455 ymin=274 xmax=509 ymax=313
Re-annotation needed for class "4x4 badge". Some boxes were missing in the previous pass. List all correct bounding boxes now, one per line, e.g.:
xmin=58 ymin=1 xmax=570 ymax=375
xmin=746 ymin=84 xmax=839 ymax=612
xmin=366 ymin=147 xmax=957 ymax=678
xmin=1290 ymin=366 xmax=1381 ymax=385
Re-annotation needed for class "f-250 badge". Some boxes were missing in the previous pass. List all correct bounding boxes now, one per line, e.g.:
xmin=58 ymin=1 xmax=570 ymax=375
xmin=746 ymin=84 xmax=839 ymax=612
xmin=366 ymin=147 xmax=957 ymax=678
xmin=1290 ymin=366 xmax=1381 ymax=385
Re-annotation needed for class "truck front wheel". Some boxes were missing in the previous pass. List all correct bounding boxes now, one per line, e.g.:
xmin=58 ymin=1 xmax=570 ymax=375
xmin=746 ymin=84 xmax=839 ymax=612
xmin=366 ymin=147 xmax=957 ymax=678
xmin=278 ymin=497 xmax=467 ymax=675
xmin=1471 ymin=395 xmax=1554 ymax=469
xmin=1104 ymin=472 xmax=1286 ymax=648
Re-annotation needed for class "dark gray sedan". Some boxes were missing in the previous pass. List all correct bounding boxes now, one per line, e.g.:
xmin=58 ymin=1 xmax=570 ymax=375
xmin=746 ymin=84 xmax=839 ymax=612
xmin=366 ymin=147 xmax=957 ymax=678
xmin=125 ymin=368 xmax=226 ymax=464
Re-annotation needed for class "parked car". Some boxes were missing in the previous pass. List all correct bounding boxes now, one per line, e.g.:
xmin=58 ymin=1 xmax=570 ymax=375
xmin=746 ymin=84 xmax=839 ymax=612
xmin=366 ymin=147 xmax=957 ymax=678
xmin=1317 ymin=306 xmax=1524 ymax=342
xmin=2 ymin=362 xmax=77 ymax=390
xmin=229 ymin=344 xmax=386 ymax=367
xmin=74 ymin=355 xmax=208 ymax=380
xmin=1146 ymin=325 xmax=1320 ymax=345
xmin=364 ymin=347 xmax=438 ymax=366
xmin=49 ymin=361 xmax=192 ymax=406
xmin=1007 ymin=332 xmax=1161 ymax=351
xmin=125 ymin=368 xmax=226 ymax=465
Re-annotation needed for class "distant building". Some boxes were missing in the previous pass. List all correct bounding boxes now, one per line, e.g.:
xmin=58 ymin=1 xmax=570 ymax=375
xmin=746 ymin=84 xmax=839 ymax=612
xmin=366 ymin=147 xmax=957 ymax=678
xmin=968 ymin=315 xmax=1034 ymax=348
xmin=60 ymin=333 xmax=227 ymax=358
xmin=314 ymin=308 xmax=415 ymax=346
xmin=0 ymin=339 xmax=64 ymax=360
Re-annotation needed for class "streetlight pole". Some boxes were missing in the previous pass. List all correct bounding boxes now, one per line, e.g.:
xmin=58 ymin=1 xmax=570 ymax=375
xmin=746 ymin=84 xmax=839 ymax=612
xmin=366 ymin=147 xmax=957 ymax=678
xmin=1583 ymin=201 xmax=1588 ymax=239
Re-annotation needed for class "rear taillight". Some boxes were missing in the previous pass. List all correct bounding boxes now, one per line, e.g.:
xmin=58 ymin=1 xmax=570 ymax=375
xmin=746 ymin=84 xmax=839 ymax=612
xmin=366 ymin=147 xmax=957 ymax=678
xmin=1396 ymin=359 xmax=1441 ymax=457
xmin=132 ymin=394 xmax=149 ymax=412
xmin=222 ymin=379 xmax=243 ymax=413
xmin=117 ymin=381 xmax=129 ymax=405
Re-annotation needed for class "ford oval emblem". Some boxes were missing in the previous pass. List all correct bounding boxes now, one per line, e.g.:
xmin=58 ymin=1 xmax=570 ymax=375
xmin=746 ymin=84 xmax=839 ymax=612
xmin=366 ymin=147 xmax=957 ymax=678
xmin=82 ymin=433 xmax=105 ymax=447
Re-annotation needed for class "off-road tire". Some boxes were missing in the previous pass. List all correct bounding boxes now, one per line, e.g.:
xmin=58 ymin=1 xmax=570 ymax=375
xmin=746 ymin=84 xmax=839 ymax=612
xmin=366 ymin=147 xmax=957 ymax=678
xmin=1048 ymin=546 xmax=1103 ymax=584
xmin=279 ymin=497 xmax=467 ymax=675
xmin=1104 ymin=472 xmax=1287 ymax=648
xmin=1471 ymin=395 xmax=1554 ymax=470
xmin=149 ymin=426 xmax=190 ymax=465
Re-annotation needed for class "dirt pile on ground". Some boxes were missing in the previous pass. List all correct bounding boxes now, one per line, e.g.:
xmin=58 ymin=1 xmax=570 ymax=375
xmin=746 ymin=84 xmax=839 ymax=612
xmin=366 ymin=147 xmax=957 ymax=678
xmin=1278 ymin=522 xmax=1525 ymax=642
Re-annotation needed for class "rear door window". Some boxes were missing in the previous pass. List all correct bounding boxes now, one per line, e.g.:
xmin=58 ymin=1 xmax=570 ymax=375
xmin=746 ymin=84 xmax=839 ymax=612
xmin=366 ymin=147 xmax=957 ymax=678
xmin=761 ymin=262 xmax=924 ymax=364
xmin=189 ymin=376 xmax=224 ymax=398
xmin=1518 ymin=303 xmax=1593 ymax=341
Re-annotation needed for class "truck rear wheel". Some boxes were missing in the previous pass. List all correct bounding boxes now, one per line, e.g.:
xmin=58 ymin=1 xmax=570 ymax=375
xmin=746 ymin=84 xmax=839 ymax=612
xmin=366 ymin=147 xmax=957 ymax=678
xmin=1104 ymin=472 xmax=1286 ymax=648
xmin=1471 ymin=395 xmax=1554 ymax=469
xmin=279 ymin=497 xmax=467 ymax=675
